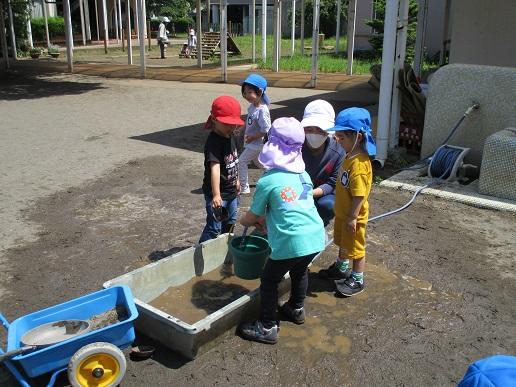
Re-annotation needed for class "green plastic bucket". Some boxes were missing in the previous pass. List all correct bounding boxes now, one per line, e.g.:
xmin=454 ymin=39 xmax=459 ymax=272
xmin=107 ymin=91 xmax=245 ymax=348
xmin=229 ymin=235 xmax=271 ymax=280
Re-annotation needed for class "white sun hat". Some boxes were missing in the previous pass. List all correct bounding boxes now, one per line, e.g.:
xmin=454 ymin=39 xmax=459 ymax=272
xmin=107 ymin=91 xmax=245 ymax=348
xmin=300 ymin=99 xmax=336 ymax=131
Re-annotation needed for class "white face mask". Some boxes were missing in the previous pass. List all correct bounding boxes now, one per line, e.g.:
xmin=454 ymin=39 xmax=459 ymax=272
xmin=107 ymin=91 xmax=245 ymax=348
xmin=305 ymin=133 xmax=327 ymax=149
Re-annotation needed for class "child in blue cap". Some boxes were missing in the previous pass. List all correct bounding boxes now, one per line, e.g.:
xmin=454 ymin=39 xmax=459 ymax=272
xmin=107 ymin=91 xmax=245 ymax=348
xmin=238 ymin=73 xmax=272 ymax=194
xmin=319 ymin=107 xmax=376 ymax=297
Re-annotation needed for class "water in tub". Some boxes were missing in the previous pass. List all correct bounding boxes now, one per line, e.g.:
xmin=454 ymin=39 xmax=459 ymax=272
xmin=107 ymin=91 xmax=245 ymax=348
xmin=149 ymin=268 xmax=260 ymax=324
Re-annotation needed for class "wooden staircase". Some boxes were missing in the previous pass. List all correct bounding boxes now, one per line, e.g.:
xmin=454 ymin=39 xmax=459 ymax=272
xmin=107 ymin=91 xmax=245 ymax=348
xmin=179 ymin=32 xmax=242 ymax=59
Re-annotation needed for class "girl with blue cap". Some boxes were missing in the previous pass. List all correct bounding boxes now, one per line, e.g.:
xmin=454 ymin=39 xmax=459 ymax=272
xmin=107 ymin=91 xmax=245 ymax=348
xmin=238 ymin=73 xmax=272 ymax=195
xmin=319 ymin=107 xmax=376 ymax=297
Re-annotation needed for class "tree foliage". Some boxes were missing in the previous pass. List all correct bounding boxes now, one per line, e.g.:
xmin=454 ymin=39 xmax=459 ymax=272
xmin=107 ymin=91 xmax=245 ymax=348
xmin=297 ymin=0 xmax=346 ymax=38
xmin=366 ymin=0 xmax=419 ymax=62
xmin=146 ymin=0 xmax=194 ymax=21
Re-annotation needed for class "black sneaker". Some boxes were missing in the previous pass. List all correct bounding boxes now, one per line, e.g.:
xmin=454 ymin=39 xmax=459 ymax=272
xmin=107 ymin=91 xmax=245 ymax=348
xmin=334 ymin=277 xmax=365 ymax=297
xmin=318 ymin=263 xmax=352 ymax=280
xmin=239 ymin=321 xmax=279 ymax=344
xmin=278 ymin=302 xmax=305 ymax=325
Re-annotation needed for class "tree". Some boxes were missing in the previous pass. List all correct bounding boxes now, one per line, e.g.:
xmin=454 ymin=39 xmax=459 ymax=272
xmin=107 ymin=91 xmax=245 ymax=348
xmin=298 ymin=0 xmax=346 ymax=38
xmin=366 ymin=0 xmax=418 ymax=62
xmin=146 ymin=0 xmax=194 ymax=21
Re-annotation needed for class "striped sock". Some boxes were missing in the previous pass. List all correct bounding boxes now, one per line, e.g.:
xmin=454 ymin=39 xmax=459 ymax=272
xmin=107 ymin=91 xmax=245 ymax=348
xmin=336 ymin=258 xmax=349 ymax=273
xmin=352 ymin=271 xmax=364 ymax=284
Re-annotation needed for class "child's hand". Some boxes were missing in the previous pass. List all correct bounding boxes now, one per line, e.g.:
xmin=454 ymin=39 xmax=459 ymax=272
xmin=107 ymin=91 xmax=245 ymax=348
xmin=346 ymin=217 xmax=357 ymax=233
xmin=254 ymin=217 xmax=266 ymax=234
xmin=212 ymin=195 xmax=223 ymax=208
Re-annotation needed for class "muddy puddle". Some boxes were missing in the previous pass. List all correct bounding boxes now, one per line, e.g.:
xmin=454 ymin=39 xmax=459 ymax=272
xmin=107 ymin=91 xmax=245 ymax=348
xmin=149 ymin=267 xmax=261 ymax=324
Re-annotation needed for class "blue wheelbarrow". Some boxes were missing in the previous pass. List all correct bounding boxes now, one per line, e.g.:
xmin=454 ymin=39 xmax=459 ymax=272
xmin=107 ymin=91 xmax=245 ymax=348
xmin=0 ymin=285 xmax=138 ymax=386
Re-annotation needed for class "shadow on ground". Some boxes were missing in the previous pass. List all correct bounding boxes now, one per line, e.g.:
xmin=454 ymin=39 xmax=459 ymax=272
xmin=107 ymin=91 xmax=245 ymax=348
xmin=0 ymin=70 xmax=105 ymax=101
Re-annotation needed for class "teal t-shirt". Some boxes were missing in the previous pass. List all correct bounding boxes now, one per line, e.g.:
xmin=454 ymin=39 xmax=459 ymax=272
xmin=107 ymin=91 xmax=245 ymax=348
xmin=250 ymin=169 xmax=325 ymax=260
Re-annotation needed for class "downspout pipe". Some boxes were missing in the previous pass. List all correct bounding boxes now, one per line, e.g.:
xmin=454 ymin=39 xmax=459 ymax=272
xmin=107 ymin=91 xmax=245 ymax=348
xmin=375 ymin=0 xmax=400 ymax=166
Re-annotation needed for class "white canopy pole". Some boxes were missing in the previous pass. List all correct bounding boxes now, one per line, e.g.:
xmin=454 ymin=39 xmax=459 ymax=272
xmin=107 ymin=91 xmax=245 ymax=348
xmin=309 ymin=0 xmax=320 ymax=87
xmin=63 ymin=0 xmax=74 ymax=72
xmin=80 ymin=0 xmax=86 ymax=45
xmin=137 ymin=0 xmax=145 ymax=77
xmin=389 ymin=0 xmax=409 ymax=149
xmin=278 ymin=0 xmax=282 ymax=59
xmin=117 ymin=0 xmax=122 ymax=45
xmin=94 ymin=0 xmax=100 ymax=41
xmin=114 ymin=0 xmax=120 ymax=42
xmin=346 ymin=0 xmax=356 ymax=75
xmin=196 ymin=0 xmax=202 ymax=68
xmin=26 ymin=13 xmax=33 ymax=48
xmin=272 ymin=0 xmax=279 ymax=71
xmin=413 ymin=0 xmax=428 ymax=79
xmin=126 ymin=0 xmax=132 ymax=64
xmin=290 ymin=0 xmax=295 ymax=56
xmin=134 ymin=0 xmax=139 ymax=43
xmin=84 ymin=0 xmax=92 ymax=41
xmin=335 ymin=0 xmax=340 ymax=54
xmin=251 ymin=0 xmax=255 ymax=62
xmin=0 ymin=4 xmax=10 ymax=69
xmin=376 ymin=0 xmax=400 ymax=164
xmin=102 ymin=0 xmax=109 ymax=52
xmin=221 ymin=0 xmax=227 ymax=82
xmin=7 ymin=0 xmax=17 ymax=60
xmin=300 ymin=0 xmax=304 ymax=55
xmin=41 ymin=0 xmax=51 ymax=48
xmin=261 ymin=0 xmax=266 ymax=61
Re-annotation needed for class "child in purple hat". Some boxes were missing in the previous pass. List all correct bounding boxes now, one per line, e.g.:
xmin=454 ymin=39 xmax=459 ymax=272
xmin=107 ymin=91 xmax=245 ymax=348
xmin=238 ymin=117 xmax=325 ymax=344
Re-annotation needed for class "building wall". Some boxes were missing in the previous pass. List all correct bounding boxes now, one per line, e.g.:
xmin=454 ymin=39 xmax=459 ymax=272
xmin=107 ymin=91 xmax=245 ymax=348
xmin=449 ymin=0 xmax=516 ymax=67
xmin=421 ymin=64 xmax=516 ymax=166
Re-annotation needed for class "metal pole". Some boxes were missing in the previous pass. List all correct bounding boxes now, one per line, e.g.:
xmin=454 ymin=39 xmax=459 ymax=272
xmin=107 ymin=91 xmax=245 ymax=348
xmin=300 ymin=0 xmax=304 ymax=55
xmin=221 ymin=0 xmax=227 ymax=82
xmin=117 ymin=0 xmax=122 ymax=45
xmin=7 ymin=0 xmax=16 ymax=60
xmin=63 ymin=0 xmax=74 ymax=72
xmin=0 ymin=3 xmax=10 ymax=69
xmin=102 ymin=0 xmax=109 ymax=52
xmin=84 ymin=0 xmax=92 ymax=41
xmin=94 ymin=0 xmax=100 ymax=41
xmin=413 ymin=0 xmax=428 ymax=79
xmin=335 ymin=0 xmax=340 ymax=54
xmin=80 ymin=0 xmax=86 ymax=45
xmin=389 ymin=0 xmax=409 ymax=149
xmin=261 ymin=0 xmax=266 ymax=61
xmin=134 ymin=0 xmax=139 ymax=43
xmin=251 ymin=0 xmax=255 ymax=62
xmin=272 ymin=0 xmax=279 ymax=71
xmin=137 ymin=0 xmax=145 ymax=77
xmin=26 ymin=13 xmax=33 ymax=48
xmin=346 ymin=0 xmax=356 ymax=75
xmin=126 ymin=0 xmax=132 ymax=64
xmin=376 ymin=0 xmax=400 ymax=164
xmin=207 ymin=0 xmax=210 ymax=30
xmin=114 ymin=0 xmax=120 ymax=42
xmin=440 ymin=0 xmax=451 ymax=66
xmin=291 ymin=0 xmax=295 ymax=56
xmin=196 ymin=0 xmax=202 ymax=68
xmin=309 ymin=0 xmax=320 ymax=87
xmin=41 ymin=0 xmax=50 ymax=48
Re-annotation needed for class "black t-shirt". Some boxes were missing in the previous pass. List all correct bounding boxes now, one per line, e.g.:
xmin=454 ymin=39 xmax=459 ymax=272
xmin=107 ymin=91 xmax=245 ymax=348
xmin=202 ymin=131 xmax=239 ymax=200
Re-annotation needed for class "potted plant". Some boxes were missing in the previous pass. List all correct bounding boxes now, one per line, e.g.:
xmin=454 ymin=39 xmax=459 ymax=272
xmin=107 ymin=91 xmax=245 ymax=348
xmin=29 ymin=47 xmax=42 ymax=59
xmin=48 ymin=45 xmax=60 ymax=58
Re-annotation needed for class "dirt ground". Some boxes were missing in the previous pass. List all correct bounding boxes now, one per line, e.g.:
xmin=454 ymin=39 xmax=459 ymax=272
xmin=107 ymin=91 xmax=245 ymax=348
xmin=1 ymin=70 xmax=515 ymax=386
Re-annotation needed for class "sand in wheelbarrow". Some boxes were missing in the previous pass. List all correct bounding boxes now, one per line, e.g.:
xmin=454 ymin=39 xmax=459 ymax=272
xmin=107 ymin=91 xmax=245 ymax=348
xmin=88 ymin=306 xmax=128 ymax=331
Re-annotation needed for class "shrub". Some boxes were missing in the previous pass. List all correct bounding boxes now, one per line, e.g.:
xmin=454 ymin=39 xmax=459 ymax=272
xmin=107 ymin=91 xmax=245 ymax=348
xmin=29 ymin=47 xmax=42 ymax=55
xmin=48 ymin=44 xmax=60 ymax=54
xmin=31 ymin=17 xmax=65 ymax=41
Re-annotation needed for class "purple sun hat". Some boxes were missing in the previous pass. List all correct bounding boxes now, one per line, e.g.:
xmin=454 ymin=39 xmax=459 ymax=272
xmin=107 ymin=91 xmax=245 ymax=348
xmin=258 ymin=117 xmax=305 ymax=173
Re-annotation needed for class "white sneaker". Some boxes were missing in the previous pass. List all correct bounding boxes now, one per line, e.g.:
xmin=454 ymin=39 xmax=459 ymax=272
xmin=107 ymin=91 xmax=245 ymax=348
xmin=240 ymin=187 xmax=251 ymax=195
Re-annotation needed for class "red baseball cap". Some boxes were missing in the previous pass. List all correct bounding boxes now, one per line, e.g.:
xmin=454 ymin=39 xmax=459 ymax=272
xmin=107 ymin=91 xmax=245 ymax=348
xmin=204 ymin=95 xmax=245 ymax=129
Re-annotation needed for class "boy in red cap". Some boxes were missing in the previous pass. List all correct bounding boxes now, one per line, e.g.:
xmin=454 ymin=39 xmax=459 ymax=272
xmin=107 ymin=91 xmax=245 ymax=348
xmin=199 ymin=96 xmax=245 ymax=243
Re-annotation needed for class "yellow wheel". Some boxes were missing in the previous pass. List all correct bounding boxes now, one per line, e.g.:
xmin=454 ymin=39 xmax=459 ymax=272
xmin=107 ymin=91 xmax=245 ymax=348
xmin=68 ymin=342 xmax=126 ymax=387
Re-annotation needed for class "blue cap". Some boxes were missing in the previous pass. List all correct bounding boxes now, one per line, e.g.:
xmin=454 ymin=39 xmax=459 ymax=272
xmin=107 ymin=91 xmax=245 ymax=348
xmin=458 ymin=355 xmax=516 ymax=387
xmin=331 ymin=107 xmax=376 ymax=156
xmin=241 ymin=73 xmax=270 ymax=105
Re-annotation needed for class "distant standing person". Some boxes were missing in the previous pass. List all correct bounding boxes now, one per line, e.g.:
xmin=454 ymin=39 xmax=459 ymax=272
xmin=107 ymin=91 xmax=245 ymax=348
xmin=300 ymin=100 xmax=344 ymax=226
xmin=185 ymin=28 xmax=197 ymax=58
xmin=238 ymin=74 xmax=271 ymax=194
xmin=157 ymin=17 xmax=170 ymax=59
